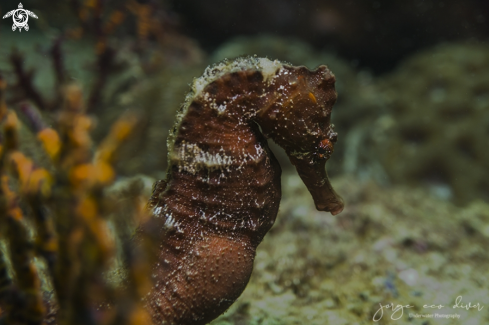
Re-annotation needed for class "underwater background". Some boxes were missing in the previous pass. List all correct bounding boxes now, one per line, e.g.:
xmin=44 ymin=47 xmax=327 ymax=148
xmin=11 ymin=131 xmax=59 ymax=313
xmin=1 ymin=0 xmax=489 ymax=324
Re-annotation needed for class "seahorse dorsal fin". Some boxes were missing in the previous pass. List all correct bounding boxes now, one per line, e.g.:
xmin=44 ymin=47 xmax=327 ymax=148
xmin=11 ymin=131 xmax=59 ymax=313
xmin=148 ymin=179 xmax=168 ymax=209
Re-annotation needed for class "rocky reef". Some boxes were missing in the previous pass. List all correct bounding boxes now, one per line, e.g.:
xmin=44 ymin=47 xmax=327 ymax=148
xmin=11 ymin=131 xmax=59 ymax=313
xmin=348 ymin=43 xmax=489 ymax=204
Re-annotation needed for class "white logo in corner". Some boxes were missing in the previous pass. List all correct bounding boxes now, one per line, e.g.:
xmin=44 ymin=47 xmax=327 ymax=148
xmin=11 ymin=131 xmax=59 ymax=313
xmin=2 ymin=3 xmax=38 ymax=32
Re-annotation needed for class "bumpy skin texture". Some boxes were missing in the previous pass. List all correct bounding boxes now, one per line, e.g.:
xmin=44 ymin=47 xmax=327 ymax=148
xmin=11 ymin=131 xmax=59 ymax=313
xmin=138 ymin=57 xmax=343 ymax=324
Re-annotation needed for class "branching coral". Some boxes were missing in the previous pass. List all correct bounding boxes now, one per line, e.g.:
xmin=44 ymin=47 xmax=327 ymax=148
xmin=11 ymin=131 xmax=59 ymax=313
xmin=0 ymin=2 xmax=206 ymax=322
xmin=0 ymin=73 xmax=153 ymax=324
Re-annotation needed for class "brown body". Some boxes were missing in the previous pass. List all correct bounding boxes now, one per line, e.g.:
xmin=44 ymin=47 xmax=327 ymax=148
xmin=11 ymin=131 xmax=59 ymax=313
xmin=138 ymin=58 xmax=343 ymax=324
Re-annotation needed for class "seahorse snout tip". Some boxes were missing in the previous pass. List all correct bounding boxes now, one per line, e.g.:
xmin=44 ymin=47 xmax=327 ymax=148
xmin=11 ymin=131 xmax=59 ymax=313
xmin=309 ymin=179 xmax=344 ymax=215
xmin=315 ymin=196 xmax=344 ymax=215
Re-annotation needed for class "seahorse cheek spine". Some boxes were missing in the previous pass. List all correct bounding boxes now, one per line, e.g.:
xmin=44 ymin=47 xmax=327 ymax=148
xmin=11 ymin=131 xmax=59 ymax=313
xmin=138 ymin=57 xmax=343 ymax=324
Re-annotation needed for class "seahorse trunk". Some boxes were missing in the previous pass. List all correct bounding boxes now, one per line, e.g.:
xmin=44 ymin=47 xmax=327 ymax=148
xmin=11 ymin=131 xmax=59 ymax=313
xmin=137 ymin=57 xmax=343 ymax=324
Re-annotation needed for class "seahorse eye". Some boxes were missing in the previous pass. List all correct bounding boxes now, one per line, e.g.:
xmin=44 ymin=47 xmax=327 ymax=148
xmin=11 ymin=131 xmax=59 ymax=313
xmin=317 ymin=138 xmax=334 ymax=158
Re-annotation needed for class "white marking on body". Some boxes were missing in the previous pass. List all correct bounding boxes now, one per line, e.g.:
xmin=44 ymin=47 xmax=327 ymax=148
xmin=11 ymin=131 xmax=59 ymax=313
xmin=192 ymin=57 xmax=283 ymax=97
xmin=171 ymin=141 xmax=265 ymax=175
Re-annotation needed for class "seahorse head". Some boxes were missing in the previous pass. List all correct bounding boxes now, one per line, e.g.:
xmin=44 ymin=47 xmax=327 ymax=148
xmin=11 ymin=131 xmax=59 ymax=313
xmin=257 ymin=64 xmax=344 ymax=215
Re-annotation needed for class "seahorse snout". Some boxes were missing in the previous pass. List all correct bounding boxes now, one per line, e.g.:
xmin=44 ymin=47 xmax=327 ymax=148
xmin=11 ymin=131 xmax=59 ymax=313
xmin=288 ymin=155 xmax=344 ymax=215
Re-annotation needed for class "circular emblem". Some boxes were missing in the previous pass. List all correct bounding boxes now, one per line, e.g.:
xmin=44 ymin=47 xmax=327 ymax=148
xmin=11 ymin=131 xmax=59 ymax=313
xmin=13 ymin=8 xmax=28 ymax=29
xmin=2 ymin=3 xmax=38 ymax=32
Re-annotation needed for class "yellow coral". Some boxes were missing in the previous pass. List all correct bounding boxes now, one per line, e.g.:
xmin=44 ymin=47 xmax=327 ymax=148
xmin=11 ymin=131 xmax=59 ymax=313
xmin=37 ymin=128 xmax=61 ymax=160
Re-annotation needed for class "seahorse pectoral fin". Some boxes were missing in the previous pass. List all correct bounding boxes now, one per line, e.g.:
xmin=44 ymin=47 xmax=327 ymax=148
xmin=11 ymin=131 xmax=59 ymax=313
xmin=289 ymin=155 xmax=344 ymax=215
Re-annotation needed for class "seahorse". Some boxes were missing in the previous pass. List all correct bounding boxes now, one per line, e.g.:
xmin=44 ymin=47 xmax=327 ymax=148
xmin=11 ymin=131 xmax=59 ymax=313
xmin=137 ymin=57 xmax=344 ymax=324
